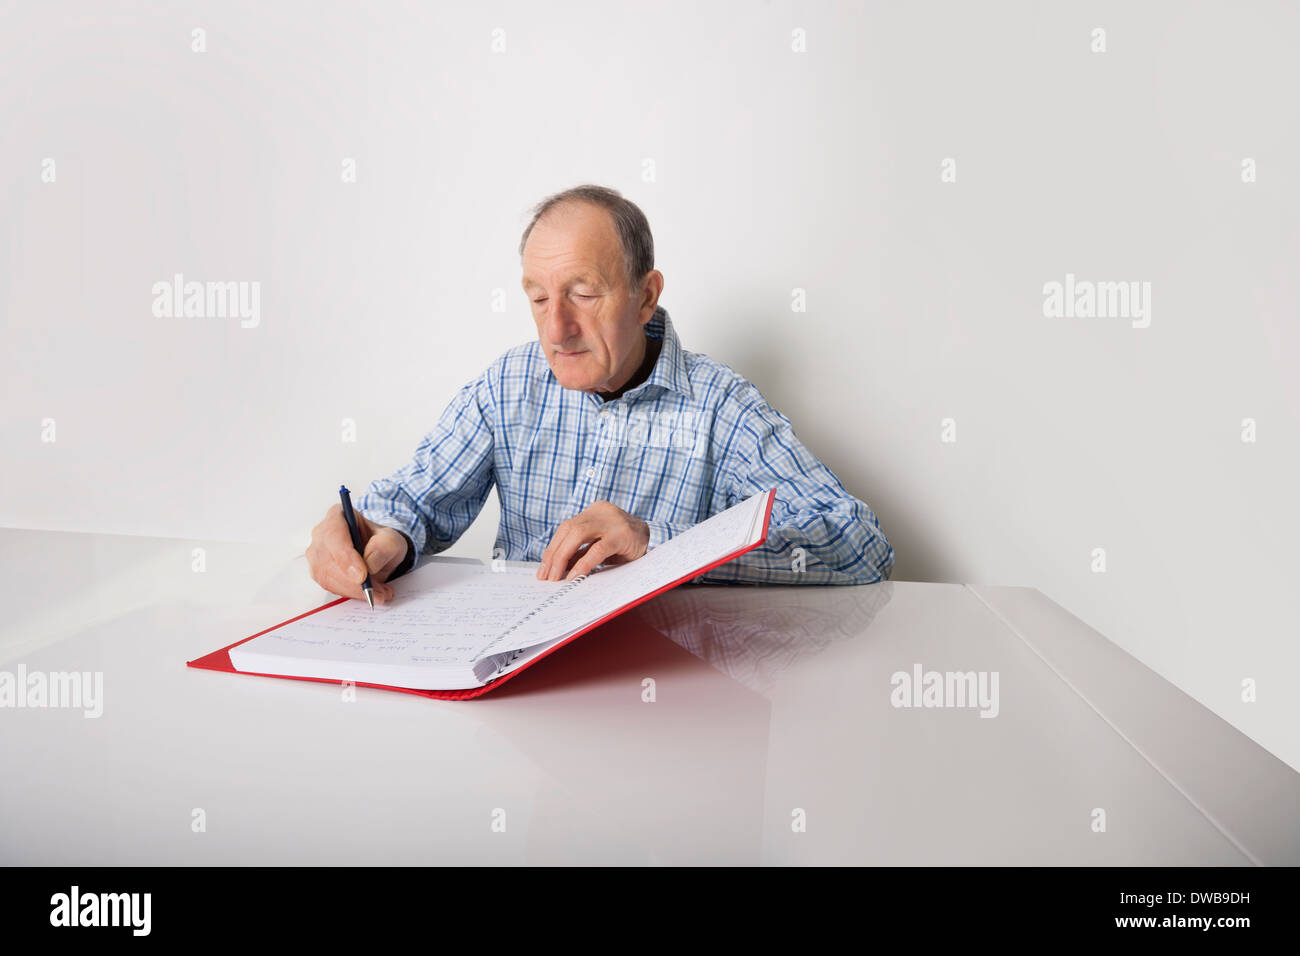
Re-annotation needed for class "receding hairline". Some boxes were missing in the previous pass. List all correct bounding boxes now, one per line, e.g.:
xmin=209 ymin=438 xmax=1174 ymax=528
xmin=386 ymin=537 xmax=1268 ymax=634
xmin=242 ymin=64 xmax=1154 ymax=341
xmin=518 ymin=185 xmax=655 ymax=292
xmin=519 ymin=201 xmax=627 ymax=290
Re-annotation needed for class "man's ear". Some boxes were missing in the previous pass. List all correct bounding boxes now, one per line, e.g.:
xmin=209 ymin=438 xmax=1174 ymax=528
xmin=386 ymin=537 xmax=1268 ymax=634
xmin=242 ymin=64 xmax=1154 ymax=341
xmin=638 ymin=269 xmax=665 ymax=322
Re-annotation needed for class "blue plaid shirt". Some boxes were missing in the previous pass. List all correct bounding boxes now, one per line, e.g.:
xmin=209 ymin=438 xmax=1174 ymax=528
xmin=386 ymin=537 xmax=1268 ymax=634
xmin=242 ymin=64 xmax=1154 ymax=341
xmin=357 ymin=306 xmax=894 ymax=585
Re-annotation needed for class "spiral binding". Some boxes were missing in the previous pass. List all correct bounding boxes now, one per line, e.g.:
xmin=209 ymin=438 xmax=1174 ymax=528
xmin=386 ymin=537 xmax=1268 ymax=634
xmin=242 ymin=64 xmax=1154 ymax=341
xmin=480 ymin=571 xmax=590 ymax=670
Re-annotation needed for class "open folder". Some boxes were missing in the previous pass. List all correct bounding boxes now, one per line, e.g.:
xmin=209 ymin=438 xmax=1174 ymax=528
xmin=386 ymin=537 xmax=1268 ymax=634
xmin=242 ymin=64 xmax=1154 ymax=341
xmin=187 ymin=489 xmax=776 ymax=700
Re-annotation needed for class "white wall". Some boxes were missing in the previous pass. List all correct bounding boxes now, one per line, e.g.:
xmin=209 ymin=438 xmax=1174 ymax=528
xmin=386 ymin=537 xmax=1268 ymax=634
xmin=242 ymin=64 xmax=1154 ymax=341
xmin=3 ymin=1 xmax=1297 ymax=768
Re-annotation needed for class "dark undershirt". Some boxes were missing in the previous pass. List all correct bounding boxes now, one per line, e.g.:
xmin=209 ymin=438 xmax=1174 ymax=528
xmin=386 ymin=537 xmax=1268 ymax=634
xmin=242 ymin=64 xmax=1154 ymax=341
xmin=596 ymin=331 xmax=662 ymax=402
xmin=388 ymin=332 xmax=664 ymax=580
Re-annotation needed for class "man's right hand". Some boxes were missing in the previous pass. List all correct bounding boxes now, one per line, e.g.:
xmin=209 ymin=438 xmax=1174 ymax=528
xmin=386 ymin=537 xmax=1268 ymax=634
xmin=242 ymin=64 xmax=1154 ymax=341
xmin=305 ymin=504 xmax=408 ymax=604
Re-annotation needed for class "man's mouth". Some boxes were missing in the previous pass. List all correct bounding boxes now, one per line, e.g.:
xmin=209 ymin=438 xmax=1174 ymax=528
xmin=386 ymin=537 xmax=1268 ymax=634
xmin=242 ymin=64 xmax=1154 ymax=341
xmin=557 ymin=350 xmax=586 ymax=357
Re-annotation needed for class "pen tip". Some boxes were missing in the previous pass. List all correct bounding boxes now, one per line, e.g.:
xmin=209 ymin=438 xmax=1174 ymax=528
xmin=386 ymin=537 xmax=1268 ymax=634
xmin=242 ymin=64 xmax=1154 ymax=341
xmin=364 ymin=588 xmax=374 ymax=609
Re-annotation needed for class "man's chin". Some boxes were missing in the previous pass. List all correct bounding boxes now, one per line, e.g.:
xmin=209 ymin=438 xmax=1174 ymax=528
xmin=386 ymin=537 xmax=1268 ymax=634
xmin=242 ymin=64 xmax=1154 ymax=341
xmin=550 ymin=367 xmax=596 ymax=391
xmin=553 ymin=361 xmax=603 ymax=390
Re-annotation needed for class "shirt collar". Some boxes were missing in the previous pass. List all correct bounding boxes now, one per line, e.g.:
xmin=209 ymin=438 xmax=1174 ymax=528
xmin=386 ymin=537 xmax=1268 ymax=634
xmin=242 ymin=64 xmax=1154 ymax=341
xmin=626 ymin=305 xmax=693 ymax=402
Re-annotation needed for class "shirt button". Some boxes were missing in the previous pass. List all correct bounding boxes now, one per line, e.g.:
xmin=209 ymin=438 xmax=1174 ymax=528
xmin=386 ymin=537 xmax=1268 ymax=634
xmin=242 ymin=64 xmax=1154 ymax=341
xmin=585 ymin=467 xmax=596 ymax=478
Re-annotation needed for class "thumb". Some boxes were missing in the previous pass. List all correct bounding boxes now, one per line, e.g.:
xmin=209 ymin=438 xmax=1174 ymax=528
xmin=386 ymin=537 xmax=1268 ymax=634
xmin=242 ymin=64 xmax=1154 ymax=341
xmin=362 ymin=528 xmax=405 ymax=579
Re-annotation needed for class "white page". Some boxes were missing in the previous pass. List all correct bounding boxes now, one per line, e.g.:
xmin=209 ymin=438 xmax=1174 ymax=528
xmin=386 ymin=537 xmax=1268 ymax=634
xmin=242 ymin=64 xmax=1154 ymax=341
xmin=480 ymin=489 xmax=771 ymax=654
xmin=229 ymin=560 xmax=574 ymax=681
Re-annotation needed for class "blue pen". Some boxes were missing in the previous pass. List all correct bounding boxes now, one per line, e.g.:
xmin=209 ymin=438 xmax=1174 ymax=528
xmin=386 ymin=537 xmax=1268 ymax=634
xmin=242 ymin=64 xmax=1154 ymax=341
xmin=338 ymin=485 xmax=375 ymax=609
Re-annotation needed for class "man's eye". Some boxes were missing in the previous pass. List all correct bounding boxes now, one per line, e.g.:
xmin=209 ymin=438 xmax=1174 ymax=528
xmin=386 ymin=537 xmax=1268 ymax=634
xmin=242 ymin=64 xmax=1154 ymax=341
xmin=574 ymin=294 xmax=595 ymax=299
xmin=532 ymin=298 xmax=548 ymax=304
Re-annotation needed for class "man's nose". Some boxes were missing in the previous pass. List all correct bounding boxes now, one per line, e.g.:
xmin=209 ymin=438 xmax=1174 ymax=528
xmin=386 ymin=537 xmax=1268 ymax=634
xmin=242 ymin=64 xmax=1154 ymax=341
xmin=542 ymin=300 xmax=581 ymax=347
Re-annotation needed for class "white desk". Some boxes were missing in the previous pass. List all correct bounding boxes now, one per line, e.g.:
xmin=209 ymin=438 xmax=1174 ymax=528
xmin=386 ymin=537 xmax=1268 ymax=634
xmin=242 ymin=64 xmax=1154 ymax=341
xmin=2 ymin=529 xmax=1296 ymax=865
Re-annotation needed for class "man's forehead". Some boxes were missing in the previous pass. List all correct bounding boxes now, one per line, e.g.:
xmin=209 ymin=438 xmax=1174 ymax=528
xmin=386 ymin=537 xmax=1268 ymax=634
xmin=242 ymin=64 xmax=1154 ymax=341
xmin=521 ymin=201 xmax=620 ymax=286
xmin=521 ymin=267 xmax=606 ymax=288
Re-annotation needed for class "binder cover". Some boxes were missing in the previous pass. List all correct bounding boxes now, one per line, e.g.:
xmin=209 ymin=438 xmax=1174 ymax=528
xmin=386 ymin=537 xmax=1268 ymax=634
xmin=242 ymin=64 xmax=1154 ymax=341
xmin=187 ymin=489 xmax=776 ymax=700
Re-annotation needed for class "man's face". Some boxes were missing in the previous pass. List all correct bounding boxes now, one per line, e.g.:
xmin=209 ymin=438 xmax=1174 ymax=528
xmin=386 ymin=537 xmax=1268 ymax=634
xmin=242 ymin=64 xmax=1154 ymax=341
xmin=521 ymin=202 xmax=651 ymax=393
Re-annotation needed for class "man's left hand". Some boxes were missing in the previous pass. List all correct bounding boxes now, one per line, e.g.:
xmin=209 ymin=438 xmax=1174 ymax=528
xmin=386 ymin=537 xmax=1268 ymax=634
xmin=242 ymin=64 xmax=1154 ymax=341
xmin=537 ymin=501 xmax=651 ymax=581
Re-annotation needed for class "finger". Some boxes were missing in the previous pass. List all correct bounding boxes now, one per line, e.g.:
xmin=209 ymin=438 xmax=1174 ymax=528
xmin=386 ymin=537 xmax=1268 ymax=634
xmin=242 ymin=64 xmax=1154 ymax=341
xmin=565 ymin=537 xmax=614 ymax=580
xmin=542 ymin=522 xmax=591 ymax=581
xmin=537 ymin=525 xmax=569 ymax=581
xmin=310 ymin=558 xmax=357 ymax=601
xmin=321 ymin=550 xmax=368 ymax=600
xmin=538 ymin=519 xmax=577 ymax=580
xmin=324 ymin=554 xmax=395 ymax=604
xmin=329 ymin=536 xmax=384 ymax=597
xmin=307 ymin=541 xmax=351 ymax=594
xmin=322 ymin=510 xmax=365 ymax=570
xmin=308 ymin=534 xmax=394 ymax=603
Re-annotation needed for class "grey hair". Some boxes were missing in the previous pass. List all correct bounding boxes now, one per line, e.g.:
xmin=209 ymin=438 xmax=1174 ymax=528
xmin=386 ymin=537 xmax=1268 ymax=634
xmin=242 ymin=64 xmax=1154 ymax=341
xmin=518 ymin=184 xmax=655 ymax=293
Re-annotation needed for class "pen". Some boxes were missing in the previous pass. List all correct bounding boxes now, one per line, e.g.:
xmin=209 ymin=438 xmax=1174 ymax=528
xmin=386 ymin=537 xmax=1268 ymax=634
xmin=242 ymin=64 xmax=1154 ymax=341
xmin=338 ymin=485 xmax=375 ymax=609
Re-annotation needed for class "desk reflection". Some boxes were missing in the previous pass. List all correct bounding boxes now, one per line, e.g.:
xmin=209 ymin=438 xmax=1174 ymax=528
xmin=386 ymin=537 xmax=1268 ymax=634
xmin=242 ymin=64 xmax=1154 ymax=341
xmin=634 ymin=581 xmax=894 ymax=696
xmin=466 ymin=581 xmax=893 ymax=863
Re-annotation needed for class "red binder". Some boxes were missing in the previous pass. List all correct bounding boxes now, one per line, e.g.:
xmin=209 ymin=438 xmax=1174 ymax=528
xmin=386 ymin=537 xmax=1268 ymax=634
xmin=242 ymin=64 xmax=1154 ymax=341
xmin=187 ymin=489 xmax=776 ymax=701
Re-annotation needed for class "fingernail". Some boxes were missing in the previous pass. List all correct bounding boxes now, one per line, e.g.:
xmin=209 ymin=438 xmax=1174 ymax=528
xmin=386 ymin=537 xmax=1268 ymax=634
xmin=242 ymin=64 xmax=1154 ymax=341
xmin=349 ymin=564 xmax=360 ymax=580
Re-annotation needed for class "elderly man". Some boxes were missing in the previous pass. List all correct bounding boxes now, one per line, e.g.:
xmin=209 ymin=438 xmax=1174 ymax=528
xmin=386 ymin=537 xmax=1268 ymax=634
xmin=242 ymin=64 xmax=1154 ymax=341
xmin=306 ymin=185 xmax=894 ymax=603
